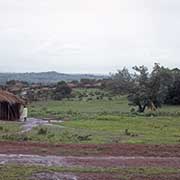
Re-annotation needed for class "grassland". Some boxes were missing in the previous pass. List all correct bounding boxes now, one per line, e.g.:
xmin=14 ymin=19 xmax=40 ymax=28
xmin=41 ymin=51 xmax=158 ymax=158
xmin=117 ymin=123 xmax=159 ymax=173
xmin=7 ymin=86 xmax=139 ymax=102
xmin=29 ymin=88 xmax=180 ymax=119
xmin=22 ymin=115 xmax=180 ymax=144
xmin=0 ymin=88 xmax=180 ymax=179
xmin=29 ymin=89 xmax=129 ymax=120
xmin=0 ymin=88 xmax=180 ymax=144
xmin=0 ymin=121 xmax=21 ymax=133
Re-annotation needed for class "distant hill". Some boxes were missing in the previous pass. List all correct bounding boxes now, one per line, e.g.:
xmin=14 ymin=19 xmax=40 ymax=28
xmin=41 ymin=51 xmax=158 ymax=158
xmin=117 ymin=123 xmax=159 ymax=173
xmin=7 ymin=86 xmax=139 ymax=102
xmin=0 ymin=71 xmax=108 ymax=84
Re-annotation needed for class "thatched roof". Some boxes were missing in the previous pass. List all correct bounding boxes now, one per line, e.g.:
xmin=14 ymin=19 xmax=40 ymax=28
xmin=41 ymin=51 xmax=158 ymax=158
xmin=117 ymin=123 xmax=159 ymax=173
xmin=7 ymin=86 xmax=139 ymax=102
xmin=0 ymin=90 xmax=24 ymax=104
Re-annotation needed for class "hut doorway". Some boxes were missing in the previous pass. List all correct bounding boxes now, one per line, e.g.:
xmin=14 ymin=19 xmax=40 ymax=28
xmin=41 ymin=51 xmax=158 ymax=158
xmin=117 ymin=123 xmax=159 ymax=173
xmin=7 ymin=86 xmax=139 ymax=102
xmin=0 ymin=91 xmax=24 ymax=121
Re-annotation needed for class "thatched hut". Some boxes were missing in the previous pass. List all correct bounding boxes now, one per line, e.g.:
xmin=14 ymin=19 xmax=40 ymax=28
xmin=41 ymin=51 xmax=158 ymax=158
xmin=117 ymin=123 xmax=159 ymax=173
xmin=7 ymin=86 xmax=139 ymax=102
xmin=0 ymin=90 xmax=24 ymax=121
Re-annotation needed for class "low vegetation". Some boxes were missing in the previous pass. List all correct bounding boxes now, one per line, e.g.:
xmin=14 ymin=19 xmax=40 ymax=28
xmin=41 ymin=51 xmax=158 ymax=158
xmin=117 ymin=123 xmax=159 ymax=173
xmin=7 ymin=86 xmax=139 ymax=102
xmin=29 ymin=93 xmax=129 ymax=120
xmin=0 ymin=88 xmax=180 ymax=144
xmin=27 ymin=88 xmax=180 ymax=144
xmin=0 ymin=164 xmax=180 ymax=180
xmin=22 ymin=115 xmax=180 ymax=144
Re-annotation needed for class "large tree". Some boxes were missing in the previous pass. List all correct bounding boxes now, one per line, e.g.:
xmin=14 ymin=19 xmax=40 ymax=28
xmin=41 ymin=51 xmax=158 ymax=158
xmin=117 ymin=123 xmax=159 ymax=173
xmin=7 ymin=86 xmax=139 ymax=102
xmin=108 ymin=63 xmax=180 ymax=112
xmin=53 ymin=81 xmax=72 ymax=100
xmin=128 ymin=63 xmax=172 ymax=112
xmin=128 ymin=65 xmax=150 ymax=112
xmin=165 ymin=68 xmax=180 ymax=105
xmin=104 ymin=67 xmax=134 ymax=95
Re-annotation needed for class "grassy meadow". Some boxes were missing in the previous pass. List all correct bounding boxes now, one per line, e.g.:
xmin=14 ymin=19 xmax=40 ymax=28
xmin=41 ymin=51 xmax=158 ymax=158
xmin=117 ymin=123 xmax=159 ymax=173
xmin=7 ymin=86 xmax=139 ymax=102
xmin=29 ymin=88 xmax=130 ymax=119
xmin=0 ymin=88 xmax=180 ymax=144
xmin=23 ymin=115 xmax=180 ymax=144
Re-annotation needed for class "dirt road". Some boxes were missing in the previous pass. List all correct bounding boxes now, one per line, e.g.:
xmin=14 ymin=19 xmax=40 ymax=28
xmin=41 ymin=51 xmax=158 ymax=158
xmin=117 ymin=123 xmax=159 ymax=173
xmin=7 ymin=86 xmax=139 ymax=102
xmin=0 ymin=154 xmax=180 ymax=168
xmin=1 ymin=153 xmax=180 ymax=180
xmin=0 ymin=142 xmax=180 ymax=179
xmin=0 ymin=141 xmax=180 ymax=157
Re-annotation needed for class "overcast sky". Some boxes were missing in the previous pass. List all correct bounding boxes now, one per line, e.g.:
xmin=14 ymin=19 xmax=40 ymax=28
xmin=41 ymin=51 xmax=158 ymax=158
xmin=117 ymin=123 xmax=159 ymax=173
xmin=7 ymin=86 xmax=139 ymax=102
xmin=0 ymin=0 xmax=180 ymax=74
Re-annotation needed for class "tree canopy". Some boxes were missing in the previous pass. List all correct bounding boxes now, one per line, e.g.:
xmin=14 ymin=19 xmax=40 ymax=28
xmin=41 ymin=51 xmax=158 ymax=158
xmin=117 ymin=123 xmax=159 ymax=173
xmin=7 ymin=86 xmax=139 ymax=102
xmin=106 ymin=63 xmax=180 ymax=112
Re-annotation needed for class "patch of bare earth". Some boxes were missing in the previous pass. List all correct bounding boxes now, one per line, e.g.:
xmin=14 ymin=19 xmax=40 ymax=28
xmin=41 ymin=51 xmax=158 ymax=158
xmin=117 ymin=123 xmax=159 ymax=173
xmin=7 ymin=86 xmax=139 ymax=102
xmin=31 ymin=173 xmax=180 ymax=180
xmin=126 ymin=175 xmax=180 ymax=180
xmin=0 ymin=142 xmax=180 ymax=180
xmin=31 ymin=172 xmax=121 ymax=180
xmin=0 ymin=154 xmax=180 ymax=168
xmin=66 ymin=156 xmax=180 ymax=168
xmin=31 ymin=172 xmax=77 ymax=180
xmin=0 ymin=142 xmax=180 ymax=157
xmin=78 ymin=174 xmax=180 ymax=180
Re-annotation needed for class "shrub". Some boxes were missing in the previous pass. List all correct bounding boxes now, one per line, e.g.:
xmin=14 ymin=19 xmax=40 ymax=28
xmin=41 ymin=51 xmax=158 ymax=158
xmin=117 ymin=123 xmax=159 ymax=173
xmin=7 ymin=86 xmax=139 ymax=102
xmin=37 ymin=127 xmax=48 ymax=135
xmin=77 ymin=134 xmax=92 ymax=141
xmin=2 ymin=133 xmax=30 ymax=141
xmin=125 ymin=129 xmax=131 ymax=136
xmin=87 ymin=97 xmax=93 ymax=101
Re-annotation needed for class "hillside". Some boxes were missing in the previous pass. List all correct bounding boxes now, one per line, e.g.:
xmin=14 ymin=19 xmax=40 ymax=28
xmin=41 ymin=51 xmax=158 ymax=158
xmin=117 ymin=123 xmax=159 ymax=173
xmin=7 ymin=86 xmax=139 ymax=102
xmin=0 ymin=71 xmax=108 ymax=84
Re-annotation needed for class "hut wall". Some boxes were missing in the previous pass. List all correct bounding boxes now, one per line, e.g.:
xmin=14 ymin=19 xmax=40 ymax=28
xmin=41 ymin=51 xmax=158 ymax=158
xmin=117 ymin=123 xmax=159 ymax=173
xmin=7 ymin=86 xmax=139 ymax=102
xmin=0 ymin=102 xmax=21 ymax=121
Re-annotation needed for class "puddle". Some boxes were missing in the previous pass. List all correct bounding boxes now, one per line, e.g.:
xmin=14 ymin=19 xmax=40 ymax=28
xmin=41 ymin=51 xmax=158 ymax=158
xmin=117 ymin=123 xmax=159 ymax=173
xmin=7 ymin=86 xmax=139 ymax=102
xmin=31 ymin=172 xmax=77 ymax=180
xmin=0 ymin=154 xmax=180 ymax=169
xmin=0 ymin=154 xmax=68 ymax=166
xmin=21 ymin=118 xmax=63 ymax=133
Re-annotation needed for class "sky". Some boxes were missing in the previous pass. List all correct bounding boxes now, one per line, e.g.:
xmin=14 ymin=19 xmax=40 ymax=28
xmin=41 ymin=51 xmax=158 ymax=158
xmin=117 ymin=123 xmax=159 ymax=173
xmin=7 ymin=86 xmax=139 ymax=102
xmin=0 ymin=0 xmax=180 ymax=74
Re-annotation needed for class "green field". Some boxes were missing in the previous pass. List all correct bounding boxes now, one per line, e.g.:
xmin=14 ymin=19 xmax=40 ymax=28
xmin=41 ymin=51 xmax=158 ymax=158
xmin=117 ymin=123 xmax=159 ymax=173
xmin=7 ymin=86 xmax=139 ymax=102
xmin=0 ymin=88 xmax=180 ymax=144
xmin=29 ymin=88 xmax=180 ymax=119
xmin=29 ymin=96 xmax=129 ymax=120
xmin=23 ymin=115 xmax=180 ymax=144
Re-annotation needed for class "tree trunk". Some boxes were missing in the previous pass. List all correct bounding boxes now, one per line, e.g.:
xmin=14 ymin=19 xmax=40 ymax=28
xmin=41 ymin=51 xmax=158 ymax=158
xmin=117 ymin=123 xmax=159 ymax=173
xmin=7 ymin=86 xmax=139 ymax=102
xmin=138 ymin=104 xmax=146 ymax=113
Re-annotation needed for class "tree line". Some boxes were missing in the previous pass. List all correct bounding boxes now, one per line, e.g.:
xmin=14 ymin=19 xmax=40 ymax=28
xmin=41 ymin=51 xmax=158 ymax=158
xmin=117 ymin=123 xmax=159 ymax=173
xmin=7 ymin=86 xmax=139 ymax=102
xmin=103 ymin=63 xmax=180 ymax=112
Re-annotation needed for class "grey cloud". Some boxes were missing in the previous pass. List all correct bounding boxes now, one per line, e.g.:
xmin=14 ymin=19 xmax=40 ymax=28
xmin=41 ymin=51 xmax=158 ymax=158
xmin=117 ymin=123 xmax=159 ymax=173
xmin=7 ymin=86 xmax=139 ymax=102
xmin=0 ymin=0 xmax=180 ymax=73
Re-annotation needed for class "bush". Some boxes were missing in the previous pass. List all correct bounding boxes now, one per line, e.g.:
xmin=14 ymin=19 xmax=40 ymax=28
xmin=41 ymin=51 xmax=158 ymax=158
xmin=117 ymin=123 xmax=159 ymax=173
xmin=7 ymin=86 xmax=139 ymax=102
xmin=99 ymin=95 xmax=103 ymax=99
xmin=76 ymin=134 xmax=92 ymax=141
xmin=2 ymin=133 xmax=30 ymax=141
xmin=53 ymin=81 xmax=72 ymax=100
xmin=87 ymin=98 xmax=93 ymax=101
xmin=37 ymin=127 xmax=48 ymax=135
xmin=124 ymin=129 xmax=138 ymax=137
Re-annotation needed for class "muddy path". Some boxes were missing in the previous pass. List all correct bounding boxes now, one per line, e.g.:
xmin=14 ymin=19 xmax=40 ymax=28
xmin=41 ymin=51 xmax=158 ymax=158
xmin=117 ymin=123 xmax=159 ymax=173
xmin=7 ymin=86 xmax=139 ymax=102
xmin=21 ymin=118 xmax=63 ymax=133
xmin=0 ymin=154 xmax=180 ymax=168
xmin=0 ymin=142 xmax=180 ymax=180
xmin=0 ymin=141 xmax=180 ymax=157
xmin=31 ymin=172 xmax=78 ymax=180
xmin=1 ymin=153 xmax=180 ymax=180
xmin=30 ymin=172 xmax=180 ymax=180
